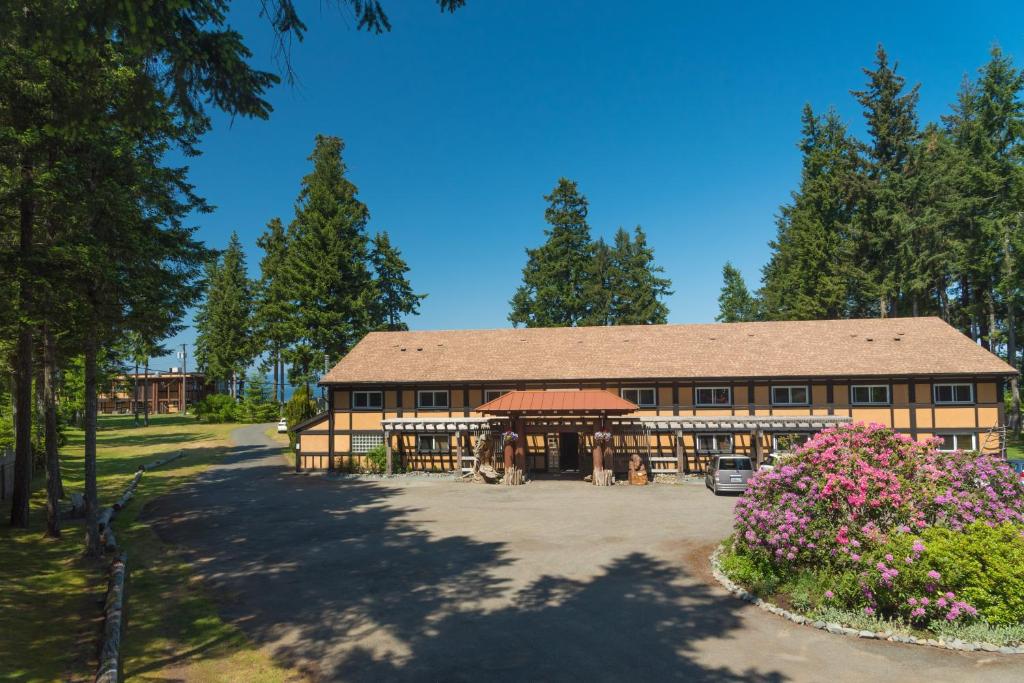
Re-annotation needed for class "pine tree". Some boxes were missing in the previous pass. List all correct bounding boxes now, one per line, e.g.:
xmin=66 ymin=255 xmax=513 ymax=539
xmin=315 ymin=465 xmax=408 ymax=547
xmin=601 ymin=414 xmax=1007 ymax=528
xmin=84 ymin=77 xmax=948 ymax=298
xmin=850 ymin=44 xmax=921 ymax=317
xmin=580 ymin=239 xmax=614 ymax=326
xmin=369 ymin=231 xmax=425 ymax=331
xmin=509 ymin=178 xmax=596 ymax=327
xmin=255 ymin=218 xmax=296 ymax=404
xmin=283 ymin=135 xmax=374 ymax=377
xmin=195 ymin=233 xmax=256 ymax=398
xmin=716 ymin=262 xmax=757 ymax=322
xmin=759 ymin=106 xmax=862 ymax=320
xmin=606 ymin=226 xmax=672 ymax=325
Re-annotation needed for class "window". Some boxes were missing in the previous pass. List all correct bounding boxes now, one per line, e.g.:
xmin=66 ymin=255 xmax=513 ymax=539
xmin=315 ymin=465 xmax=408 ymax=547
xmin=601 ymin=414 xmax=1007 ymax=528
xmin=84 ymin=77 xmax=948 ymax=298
xmin=696 ymin=433 xmax=733 ymax=453
xmin=417 ymin=434 xmax=450 ymax=453
xmin=771 ymin=385 xmax=809 ymax=405
xmin=352 ymin=433 xmax=384 ymax=453
xmin=621 ymin=387 xmax=656 ymax=407
xmin=417 ymin=390 xmax=449 ymax=409
xmin=851 ymin=385 xmax=890 ymax=405
xmin=483 ymin=389 xmax=508 ymax=403
xmin=772 ymin=432 xmax=810 ymax=453
xmin=352 ymin=390 xmax=383 ymax=410
xmin=695 ymin=386 xmax=731 ymax=406
xmin=716 ymin=457 xmax=752 ymax=471
xmin=937 ymin=433 xmax=976 ymax=452
xmin=934 ymin=383 xmax=973 ymax=404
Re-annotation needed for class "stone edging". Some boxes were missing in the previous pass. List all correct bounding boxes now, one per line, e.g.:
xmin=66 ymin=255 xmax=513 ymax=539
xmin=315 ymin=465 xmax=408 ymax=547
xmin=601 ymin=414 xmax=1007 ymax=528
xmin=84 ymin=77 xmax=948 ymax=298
xmin=709 ymin=543 xmax=1024 ymax=655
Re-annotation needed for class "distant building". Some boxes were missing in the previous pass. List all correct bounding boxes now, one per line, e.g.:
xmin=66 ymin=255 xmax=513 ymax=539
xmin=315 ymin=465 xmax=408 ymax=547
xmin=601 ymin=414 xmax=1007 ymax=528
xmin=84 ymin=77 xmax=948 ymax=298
xmin=98 ymin=368 xmax=215 ymax=414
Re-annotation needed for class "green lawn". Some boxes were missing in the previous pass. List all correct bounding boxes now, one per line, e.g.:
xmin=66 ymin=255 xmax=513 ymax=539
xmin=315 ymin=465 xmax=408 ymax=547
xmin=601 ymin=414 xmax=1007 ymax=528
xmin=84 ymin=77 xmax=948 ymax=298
xmin=0 ymin=415 xmax=299 ymax=682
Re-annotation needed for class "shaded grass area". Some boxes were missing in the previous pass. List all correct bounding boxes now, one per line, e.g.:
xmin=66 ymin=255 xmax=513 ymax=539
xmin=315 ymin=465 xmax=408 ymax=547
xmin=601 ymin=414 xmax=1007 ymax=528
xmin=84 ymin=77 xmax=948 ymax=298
xmin=0 ymin=415 xmax=298 ymax=682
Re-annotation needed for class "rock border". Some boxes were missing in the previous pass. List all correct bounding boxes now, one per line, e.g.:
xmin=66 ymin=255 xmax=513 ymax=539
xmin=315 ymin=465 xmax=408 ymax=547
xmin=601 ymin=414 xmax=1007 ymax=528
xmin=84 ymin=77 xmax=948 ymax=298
xmin=709 ymin=543 xmax=1024 ymax=655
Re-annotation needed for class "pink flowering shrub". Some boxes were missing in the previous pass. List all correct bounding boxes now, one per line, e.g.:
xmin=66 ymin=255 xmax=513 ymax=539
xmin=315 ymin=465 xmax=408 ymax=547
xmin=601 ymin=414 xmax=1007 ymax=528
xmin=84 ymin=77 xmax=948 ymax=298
xmin=729 ymin=423 xmax=1024 ymax=625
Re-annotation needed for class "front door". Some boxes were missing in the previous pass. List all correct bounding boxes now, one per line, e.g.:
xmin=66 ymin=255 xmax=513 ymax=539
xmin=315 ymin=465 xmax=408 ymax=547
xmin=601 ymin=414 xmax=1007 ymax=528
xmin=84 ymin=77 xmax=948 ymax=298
xmin=559 ymin=432 xmax=580 ymax=471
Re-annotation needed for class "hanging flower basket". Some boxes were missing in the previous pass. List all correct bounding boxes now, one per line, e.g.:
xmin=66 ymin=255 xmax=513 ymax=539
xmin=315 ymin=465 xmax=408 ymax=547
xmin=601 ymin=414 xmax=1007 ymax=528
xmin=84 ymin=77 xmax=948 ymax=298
xmin=594 ymin=431 xmax=613 ymax=445
xmin=502 ymin=431 xmax=519 ymax=446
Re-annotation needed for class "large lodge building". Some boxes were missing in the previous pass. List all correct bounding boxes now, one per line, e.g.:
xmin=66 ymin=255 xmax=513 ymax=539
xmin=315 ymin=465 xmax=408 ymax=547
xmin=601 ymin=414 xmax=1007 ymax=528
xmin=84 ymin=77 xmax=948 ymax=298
xmin=293 ymin=317 xmax=1017 ymax=478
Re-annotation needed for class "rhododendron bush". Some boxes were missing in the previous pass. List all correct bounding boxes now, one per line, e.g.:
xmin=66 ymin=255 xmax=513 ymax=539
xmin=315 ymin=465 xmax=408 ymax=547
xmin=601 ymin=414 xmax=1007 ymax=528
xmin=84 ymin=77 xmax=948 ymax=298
xmin=727 ymin=423 xmax=1024 ymax=627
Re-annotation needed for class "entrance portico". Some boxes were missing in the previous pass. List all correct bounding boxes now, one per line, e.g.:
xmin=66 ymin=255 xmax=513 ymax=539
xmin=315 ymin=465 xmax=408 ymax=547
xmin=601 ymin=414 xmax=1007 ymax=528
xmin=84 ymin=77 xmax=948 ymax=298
xmin=377 ymin=391 xmax=852 ymax=478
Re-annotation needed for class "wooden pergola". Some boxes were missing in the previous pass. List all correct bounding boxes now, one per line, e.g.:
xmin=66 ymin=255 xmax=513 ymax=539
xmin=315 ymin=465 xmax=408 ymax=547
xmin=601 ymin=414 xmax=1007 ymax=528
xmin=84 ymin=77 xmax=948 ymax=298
xmin=628 ymin=414 xmax=853 ymax=477
xmin=378 ymin=405 xmax=852 ymax=479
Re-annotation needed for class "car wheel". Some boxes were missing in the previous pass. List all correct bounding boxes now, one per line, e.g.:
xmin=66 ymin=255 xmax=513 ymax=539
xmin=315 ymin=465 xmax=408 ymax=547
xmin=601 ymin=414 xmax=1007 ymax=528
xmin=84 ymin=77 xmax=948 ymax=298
xmin=713 ymin=482 xmax=721 ymax=496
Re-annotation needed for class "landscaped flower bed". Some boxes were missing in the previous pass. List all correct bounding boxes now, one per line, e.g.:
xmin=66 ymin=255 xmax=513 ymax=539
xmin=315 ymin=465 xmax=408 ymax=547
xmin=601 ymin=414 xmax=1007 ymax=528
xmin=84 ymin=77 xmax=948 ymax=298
xmin=717 ymin=422 xmax=1024 ymax=648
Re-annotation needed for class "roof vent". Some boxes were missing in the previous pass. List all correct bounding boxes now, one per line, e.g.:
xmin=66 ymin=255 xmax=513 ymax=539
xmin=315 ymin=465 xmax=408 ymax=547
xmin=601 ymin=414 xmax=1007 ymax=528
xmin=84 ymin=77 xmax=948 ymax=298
xmin=400 ymin=347 xmax=407 ymax=352
xmin=893 ymin=337 xmax=902 ymax=342
xmin=416 ymin=347 xmax=423 ymax=351
xmin=865 ymin=337 xmax=874 ymax=342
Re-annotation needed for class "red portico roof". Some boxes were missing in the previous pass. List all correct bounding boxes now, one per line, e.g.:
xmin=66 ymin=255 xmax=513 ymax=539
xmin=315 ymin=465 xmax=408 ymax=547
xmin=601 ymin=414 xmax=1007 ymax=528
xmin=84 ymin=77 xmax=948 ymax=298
xmin=476 ymin=389 xmax=638 ymax=415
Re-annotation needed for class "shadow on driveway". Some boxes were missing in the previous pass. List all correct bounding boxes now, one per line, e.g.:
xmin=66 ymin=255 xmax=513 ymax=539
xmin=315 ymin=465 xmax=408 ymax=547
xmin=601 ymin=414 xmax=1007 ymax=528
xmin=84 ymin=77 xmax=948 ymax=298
xmin=141 ymin=424 xmax=783 ymax=682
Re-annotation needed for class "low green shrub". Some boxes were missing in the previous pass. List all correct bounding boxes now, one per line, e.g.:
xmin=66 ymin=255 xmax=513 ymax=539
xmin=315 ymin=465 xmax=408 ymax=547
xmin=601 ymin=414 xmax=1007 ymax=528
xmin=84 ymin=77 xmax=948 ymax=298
xmin=194 ymin=394 xmax=239 ymax=423
xmin=719 ymin=544 xmax=786 ymax=596
xmin=810 ymin=606 xmax=911 ymax=634
xmin=930 ymin=619 xmax=1024 ymax=646
xmin=365 ymin=444 xmax=388 ymax=473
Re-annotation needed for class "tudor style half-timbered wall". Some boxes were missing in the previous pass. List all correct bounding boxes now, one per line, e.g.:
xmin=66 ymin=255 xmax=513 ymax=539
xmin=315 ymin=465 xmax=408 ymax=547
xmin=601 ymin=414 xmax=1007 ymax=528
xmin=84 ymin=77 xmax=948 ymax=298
xmin=294 ymin=375 xmax=1007 ymax=472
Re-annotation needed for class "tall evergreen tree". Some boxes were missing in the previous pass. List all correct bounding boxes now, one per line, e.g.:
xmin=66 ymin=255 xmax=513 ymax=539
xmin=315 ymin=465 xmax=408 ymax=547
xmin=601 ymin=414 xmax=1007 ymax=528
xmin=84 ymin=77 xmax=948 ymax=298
xmin=195 ymin=233 xmax=256 ymax=398
xmin=759 ymin=106 xmax=863 ymax=320
xmin=369 ymin=231 xmax=425 ymax=331
xmin=716 ymin=262 xmax=757 ymax=322
xmin=605 ymin=226 xmax=672 ymax=325
xmin=255 ymin=218 xmax=296 ymax=405
xmin=850 ymin=44 xmax=921 ymax=317
xmin=283 ymin=135 xmax=374 ymax=380
xmin=509 ymin=178 xmax=596 ymax=327
xmin=580 ymin=239 xmax=615 ymax=326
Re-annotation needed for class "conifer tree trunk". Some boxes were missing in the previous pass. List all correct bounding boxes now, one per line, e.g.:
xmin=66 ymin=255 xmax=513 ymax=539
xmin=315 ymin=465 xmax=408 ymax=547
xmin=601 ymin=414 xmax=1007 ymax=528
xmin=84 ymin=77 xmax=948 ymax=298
xmin=9 ymin=161 xmax=35 ymax=529
xmin=133 ymin=360 xmax=139 ymax=425
xmin=143 ymin=361 xmax=150 ymax=426
xmin=43 ymin=324 xmax=61 ymax=538
xmin=83 ymin=335 xmax=101 ymax=556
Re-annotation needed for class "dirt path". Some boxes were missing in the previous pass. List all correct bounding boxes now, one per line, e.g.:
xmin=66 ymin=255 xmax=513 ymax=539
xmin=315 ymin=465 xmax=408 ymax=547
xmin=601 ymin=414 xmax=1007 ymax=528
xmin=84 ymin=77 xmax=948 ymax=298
xmin=144 ymin=424 xmax=1021 ymax=682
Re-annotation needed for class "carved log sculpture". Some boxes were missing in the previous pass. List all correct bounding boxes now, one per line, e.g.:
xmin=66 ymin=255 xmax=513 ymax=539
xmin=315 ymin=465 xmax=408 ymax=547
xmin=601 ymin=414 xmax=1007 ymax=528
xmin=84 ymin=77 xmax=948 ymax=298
xmin=592 ymin=430 xmax=614 ymax=486
xmin=628 ymin=452 xmax=648 ymax=486
xmin=502 ymin=430 xmax=525 ymax=485
xmin=469 ymin=432 xmax=501 ymax=484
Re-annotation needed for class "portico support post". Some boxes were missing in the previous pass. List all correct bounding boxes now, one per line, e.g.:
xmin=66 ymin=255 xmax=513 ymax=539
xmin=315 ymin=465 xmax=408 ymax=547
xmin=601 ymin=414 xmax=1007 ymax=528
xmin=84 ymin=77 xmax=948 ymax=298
xmin=327 ymin=389 xmax=335 ymax=474
xmin=751 ymin=429 xmax=763 ymax=469
xmin=675 ymin=430 xmax=686 ymax=481
xmin=455 ymin=429 xmax=463 ymax=474
xmin=385 ymin=430 xmax=393 ymax=475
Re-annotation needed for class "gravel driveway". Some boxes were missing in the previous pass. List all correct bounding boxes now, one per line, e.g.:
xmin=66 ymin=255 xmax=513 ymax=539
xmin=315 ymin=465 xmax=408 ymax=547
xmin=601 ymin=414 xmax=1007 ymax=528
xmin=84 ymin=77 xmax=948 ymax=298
xmin=144 ymin=423 xmax=1020 ymax=682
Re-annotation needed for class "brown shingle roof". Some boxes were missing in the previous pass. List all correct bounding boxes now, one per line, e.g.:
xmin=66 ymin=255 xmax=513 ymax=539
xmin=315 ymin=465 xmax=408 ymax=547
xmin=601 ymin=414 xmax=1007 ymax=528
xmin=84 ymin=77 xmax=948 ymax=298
xmin=321 ymin=317 xmax=1017 ymax=384
xmin=477 ymin=389 xmax=638 ymax=414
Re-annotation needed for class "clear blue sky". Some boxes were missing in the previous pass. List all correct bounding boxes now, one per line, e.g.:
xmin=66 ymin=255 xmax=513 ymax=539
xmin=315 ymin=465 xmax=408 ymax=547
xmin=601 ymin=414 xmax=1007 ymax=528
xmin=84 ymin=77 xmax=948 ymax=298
xmin=157 ymin=0 xmax=1024 ymax=370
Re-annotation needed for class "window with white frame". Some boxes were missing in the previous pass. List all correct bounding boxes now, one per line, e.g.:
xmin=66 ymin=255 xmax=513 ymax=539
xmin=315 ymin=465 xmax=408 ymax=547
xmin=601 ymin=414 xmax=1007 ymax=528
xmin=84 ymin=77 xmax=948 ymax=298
xmin=483 ymin=389 xmax=508 ymax=403
xmin=696 ymin=433 xmax=733 ymax=453
xmin=771 ymin=385 xmax=809 ymax=405
xmin=772 ymin=432 xmax=811 ymax=453
xmin=621 ymin=387 xmax=656 ymax=407
xmin=695 ymin=386 xmax=731 ymax=406
xmin=933 ymin=383 xmax=973 ymax=404
xmin=851 ymin=385 xmax=890 ymax=405
xmin=936 ymin=432 xmax=976 ymax=452
xmin=352 ymin=432 xmax=385 ymax=453
xmin=417 ymin=390 xmax=449 ymax=409
xmin=352 ymin=390 xmax=383 ymax=410
xmin=417 ymin=434 xmax=451 ymax=453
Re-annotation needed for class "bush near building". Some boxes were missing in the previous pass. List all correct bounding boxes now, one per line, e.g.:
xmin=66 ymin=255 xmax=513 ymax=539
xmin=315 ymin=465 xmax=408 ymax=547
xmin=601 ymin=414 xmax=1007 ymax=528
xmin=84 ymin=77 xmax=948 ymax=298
xmin=721 ymin=422 xmax=1024 ymax=640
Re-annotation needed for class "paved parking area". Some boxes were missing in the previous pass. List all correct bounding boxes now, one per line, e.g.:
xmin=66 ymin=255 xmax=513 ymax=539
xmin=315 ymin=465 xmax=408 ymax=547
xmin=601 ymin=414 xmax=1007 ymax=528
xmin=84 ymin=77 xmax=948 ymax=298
xmin=145 ymin=424 xmax=1020 ymax=682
